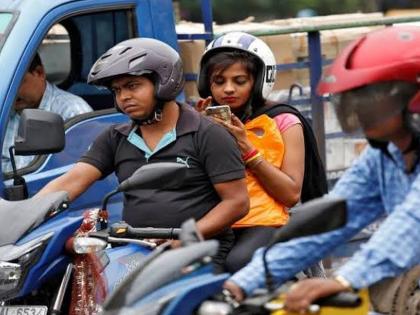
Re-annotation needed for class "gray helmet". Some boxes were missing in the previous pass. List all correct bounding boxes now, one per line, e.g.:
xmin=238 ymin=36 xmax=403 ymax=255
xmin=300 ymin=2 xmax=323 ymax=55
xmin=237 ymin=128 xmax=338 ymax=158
xmin=88 ymin=37 xmax=184 ymax=101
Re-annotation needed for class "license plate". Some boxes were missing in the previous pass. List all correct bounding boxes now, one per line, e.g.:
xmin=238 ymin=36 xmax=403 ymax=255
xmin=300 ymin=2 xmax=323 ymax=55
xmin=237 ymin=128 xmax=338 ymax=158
xmin=0 ymin=306 xmax=47 ymax=315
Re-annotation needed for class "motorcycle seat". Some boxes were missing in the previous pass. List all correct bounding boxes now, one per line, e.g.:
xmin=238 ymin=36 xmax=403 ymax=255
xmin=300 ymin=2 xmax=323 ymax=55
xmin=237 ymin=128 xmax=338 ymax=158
xmin=0 ymin=191 xmax=69 ymax=246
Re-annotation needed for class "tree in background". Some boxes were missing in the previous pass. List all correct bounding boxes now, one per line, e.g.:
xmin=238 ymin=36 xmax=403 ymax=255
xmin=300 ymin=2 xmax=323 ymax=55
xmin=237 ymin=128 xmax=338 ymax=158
xmin=178 ymin=0 xmax=398 ymax=24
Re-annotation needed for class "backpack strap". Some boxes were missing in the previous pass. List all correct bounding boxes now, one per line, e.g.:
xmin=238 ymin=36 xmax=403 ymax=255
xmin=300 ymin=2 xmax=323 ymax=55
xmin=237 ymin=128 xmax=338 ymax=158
xmin=251 ymin=103 xmax=328 ymax=201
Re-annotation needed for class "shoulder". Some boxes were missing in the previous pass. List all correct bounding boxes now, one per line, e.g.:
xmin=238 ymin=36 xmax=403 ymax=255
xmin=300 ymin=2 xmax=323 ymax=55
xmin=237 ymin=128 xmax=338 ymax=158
xmin=110 ymin=122 xmax=133 ymax=137
xmin=272 ymin=113 xmax=302 ymax=133
xmin=177 ymin=102 xmax=222 ymax=134
xmin=94 ymin=122 xmax=132 ymax=142
xmin=45 ymin=83 xmax=93 ymax=118
xmin=344 ymin=145 xmax=381 ymax=176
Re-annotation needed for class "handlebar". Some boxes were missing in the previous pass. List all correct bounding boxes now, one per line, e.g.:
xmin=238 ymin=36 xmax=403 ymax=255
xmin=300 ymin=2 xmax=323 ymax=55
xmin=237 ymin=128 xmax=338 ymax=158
xmin=109 ymin=222 xmax=181 ymax=240
xmin=316 ymin=291 xmax=361 ymax=307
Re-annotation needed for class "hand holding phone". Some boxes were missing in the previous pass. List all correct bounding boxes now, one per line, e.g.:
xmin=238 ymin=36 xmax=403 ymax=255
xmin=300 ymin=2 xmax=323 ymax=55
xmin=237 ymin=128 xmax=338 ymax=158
xmin=205 ymin=105 xmax=232 ymax=124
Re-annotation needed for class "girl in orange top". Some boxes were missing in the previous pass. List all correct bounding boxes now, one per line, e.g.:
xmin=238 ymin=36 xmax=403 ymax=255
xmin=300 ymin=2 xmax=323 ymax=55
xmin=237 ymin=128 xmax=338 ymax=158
xmin=197 ymin=31 xmax=305 ymax=272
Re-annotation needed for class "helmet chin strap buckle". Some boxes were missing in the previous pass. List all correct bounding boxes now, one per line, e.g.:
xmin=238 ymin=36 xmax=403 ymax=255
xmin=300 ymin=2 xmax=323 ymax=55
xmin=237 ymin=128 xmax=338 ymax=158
xmin=138 ymin=108 xmax=163 ymax=125
xmin=154 ymin=109 xmax=163 ymax=122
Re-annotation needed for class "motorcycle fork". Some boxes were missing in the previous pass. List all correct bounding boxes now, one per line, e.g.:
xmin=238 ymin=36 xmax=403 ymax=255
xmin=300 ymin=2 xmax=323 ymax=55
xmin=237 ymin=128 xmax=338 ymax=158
xmin=50 ymin=263 xmax=73 ymax=315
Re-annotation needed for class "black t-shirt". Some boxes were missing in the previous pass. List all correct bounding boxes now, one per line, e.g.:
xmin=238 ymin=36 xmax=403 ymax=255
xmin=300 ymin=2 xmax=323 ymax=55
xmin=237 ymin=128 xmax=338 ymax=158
xmin=79 ymin=103 xmax=245 ymax=228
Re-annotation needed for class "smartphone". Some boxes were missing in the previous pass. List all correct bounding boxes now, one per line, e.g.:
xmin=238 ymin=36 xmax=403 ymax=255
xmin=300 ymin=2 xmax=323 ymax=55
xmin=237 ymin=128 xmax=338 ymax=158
xmin=205 ymin=105 xmax=232 ymax=123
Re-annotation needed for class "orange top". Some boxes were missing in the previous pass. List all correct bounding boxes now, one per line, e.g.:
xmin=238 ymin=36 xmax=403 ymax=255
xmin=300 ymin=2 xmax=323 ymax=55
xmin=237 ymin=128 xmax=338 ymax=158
xmin=233 ymin=114 xmax=289 ymax=228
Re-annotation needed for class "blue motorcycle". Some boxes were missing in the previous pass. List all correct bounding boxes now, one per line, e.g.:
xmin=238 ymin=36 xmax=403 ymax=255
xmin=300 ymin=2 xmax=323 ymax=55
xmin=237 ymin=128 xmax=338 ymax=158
xmin=97 ymin=197 xmax=363 ymax=315
xmin=0 ymin=110 xmax=188 ymax=315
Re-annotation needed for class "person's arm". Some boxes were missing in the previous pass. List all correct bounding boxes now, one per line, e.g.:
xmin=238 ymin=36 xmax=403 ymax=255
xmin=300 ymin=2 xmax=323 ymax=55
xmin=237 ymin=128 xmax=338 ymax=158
xmin=226 ymin=147 xmax=386 ymax=298
xmin=40 ymin=125 xmax=116 ymax=201
xmin=196 ymin=121 xmax=249 ymax=238
xmin=248 ymin=123 xmax=304 ymax=207
xmin=283 ymin=170 xmax=420 ymax=312
xmin=38 ymin=162 xmax=102 ymax=201
xmin=221 ymin=115 xmax=304 ymax=208
xmin=334 ymin=175 xmax=420 ymax=288
xmin=197 ymin=178 xmax=249 ymax=238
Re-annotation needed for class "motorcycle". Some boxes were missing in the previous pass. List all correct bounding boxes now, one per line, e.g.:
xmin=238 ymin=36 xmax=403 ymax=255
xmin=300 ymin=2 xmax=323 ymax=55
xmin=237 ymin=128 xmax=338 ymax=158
xmin=0 ymin=110 xmax=188 ymax=314
xmin=95 ymin=196 xmax=370 ymax=315
xmin=67 ymin=162 xmax=187 ymax=314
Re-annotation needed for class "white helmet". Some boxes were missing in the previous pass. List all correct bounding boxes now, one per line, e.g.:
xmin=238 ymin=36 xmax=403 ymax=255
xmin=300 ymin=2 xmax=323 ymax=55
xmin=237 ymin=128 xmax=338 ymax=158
xmin=197 ymin=32 xmax=277 ymax=102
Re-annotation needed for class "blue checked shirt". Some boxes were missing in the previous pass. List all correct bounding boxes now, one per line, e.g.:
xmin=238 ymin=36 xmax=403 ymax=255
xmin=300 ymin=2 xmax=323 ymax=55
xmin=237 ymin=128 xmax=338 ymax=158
xmin=2 ymin=82 xmax=92 ymax=172
xmin=230 ymin=143 xmax=420 ymax=295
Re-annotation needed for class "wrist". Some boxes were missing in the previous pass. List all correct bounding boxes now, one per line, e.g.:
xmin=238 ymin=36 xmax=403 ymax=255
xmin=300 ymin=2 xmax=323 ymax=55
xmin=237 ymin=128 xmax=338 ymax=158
xmin=242 ymin=148 xmax=258 ymax=161
xmin=239 ymin=141 xmax=254 ymax=156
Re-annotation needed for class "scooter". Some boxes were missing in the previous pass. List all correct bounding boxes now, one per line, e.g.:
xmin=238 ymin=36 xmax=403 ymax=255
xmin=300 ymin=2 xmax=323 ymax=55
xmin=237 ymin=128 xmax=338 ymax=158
xmin=96 ymin=196 xmax=370 ymax=315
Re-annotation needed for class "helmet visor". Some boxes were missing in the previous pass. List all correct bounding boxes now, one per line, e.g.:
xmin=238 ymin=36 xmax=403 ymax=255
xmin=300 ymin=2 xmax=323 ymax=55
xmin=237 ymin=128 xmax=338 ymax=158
xmin=331 ymin=82 xmax=414 ymax=133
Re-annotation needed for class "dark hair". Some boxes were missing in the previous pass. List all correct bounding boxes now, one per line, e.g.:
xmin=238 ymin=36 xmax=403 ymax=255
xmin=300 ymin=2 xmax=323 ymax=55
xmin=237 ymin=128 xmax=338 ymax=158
xmin=28 ymin=52 xmax=43 ymax=72
xmin=207 ymin=51 xmax=258 ymax=87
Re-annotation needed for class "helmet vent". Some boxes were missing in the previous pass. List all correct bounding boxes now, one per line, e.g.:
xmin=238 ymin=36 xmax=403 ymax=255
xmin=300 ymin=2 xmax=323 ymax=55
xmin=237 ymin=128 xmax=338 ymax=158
xmin=100 ymin=53 xmax=112 ymax=60
xmin=119 ymin=47 xmax=132 ymax=55
xmin=129 ymin=54 xmax=147 ymax=69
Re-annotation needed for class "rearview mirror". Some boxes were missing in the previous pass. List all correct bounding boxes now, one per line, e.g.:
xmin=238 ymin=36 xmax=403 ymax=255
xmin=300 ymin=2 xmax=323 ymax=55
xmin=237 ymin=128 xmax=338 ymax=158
xmin=270 ymin=197 xmax=347 ymax=245
xmin=263 ymin=197 xmax=347 ymax=292
xmin=117 ymin=162 xmax=188 ymax=192
xmin=14 ymin=109 xmax=65 ymax=155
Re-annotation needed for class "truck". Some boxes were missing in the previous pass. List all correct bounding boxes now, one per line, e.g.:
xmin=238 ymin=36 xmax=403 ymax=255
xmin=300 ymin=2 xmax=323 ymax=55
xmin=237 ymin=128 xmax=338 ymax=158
xmin=0 ymin=0 xmax=196 ymax=221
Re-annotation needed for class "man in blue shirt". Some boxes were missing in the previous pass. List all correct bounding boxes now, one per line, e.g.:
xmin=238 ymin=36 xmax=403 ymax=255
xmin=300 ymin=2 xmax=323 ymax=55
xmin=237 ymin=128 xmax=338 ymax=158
xmin=224 ymin=25 xmax=420 ymax=311
xmin=2 ymin=52 xmax=92 ymax=173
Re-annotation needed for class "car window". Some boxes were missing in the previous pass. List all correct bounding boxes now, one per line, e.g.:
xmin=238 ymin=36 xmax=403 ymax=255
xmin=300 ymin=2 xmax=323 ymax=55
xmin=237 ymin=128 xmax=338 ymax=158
xmin=0 ymin=12 xmax=15 ymax=51
xmin=40 ymin=24 xmax=71 ymax=85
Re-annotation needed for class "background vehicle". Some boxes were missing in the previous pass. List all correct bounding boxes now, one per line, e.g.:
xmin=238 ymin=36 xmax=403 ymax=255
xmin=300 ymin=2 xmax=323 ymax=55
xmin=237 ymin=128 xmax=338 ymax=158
xmin=0 ymin=0 xmax=184 ymax=223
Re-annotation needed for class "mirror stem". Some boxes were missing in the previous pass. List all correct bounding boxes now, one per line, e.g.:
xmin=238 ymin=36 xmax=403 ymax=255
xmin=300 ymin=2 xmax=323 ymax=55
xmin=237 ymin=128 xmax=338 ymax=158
xmin=100 ymin=189 xmax=119 ymax=229
xmin=263 ymin=246 xmax=275 ymax=292
xmin=101 ymin=189 xmax=119 ymax=211
xmin=7 ymin=145 xmax=28 ymax=199
xmin=8 ymin=146 xmax=18 ymax=177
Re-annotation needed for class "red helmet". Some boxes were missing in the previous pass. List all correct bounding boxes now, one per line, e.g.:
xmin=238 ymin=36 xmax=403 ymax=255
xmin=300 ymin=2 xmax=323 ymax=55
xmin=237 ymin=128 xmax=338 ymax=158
xmin=317 ymin=25 xmax=420 ymax=132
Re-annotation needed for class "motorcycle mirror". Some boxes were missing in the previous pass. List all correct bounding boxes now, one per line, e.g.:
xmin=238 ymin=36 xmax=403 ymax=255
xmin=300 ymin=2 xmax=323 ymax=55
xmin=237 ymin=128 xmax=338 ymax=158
xmin=263 ymin=197 xmax=347 ymax=291
xmin=100 ymin=163 xmax=188 ymax=227
xmin=269 ymin=197 xmax=346 ymax=246
xmin=117 ymin=162 xmax=187 ymax=192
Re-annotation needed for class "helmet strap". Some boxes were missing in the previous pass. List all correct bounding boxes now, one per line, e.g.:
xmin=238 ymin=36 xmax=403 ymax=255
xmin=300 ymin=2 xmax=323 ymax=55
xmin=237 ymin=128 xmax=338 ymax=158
xmin=132 ymin=99 xmax=165 ymax=125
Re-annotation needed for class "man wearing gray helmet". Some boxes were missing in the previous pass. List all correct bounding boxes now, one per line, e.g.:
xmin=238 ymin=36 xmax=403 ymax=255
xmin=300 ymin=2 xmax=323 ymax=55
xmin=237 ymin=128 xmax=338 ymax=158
xmin=39 ymin=38 xmax=249 ymax=271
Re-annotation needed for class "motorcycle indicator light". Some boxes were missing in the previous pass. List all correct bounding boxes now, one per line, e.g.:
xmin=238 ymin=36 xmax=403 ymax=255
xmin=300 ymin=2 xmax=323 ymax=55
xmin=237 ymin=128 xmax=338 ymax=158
xmin=197 ymin=300 xmax=232 ymax=315
xmin=73 ymin=237 xmax=107 ymax=254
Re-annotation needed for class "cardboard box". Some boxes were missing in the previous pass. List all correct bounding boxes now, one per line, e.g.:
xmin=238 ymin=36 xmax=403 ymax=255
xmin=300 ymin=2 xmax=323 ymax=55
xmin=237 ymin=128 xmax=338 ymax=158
xmin=176 ymin=12 xmax=384 ymax=101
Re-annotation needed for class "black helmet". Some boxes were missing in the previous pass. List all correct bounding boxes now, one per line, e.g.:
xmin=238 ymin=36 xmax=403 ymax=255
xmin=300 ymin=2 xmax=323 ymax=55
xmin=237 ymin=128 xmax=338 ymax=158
xmin=88 ymin=37 xmax=184 ymax=101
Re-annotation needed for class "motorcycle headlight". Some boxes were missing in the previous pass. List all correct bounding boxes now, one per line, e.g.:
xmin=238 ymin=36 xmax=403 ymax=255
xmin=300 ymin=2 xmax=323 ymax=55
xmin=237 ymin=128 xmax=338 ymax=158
xmin=0 ymin=233 xmax=52 ymax=300
xmin=0 ymin=262 xmax=22 ymax=295
xmin=197 ymin=301 xmax=232 ymax=315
